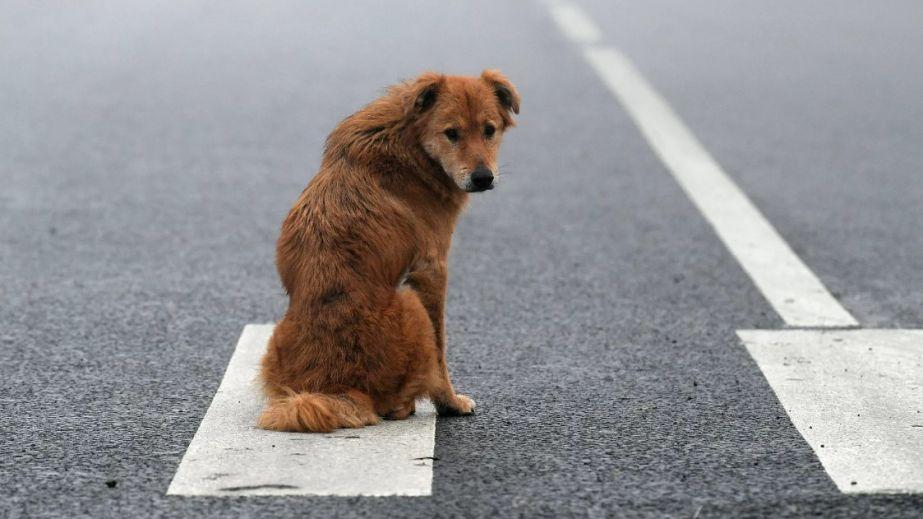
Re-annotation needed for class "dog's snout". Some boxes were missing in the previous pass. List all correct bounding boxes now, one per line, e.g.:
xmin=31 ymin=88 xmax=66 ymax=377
xmin=469 ymin=168 xmax=494 ymax=191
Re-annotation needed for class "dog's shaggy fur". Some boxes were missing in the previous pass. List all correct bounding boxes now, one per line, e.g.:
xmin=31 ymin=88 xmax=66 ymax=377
xmin=258 ymin=70 xmax=520 ymax=432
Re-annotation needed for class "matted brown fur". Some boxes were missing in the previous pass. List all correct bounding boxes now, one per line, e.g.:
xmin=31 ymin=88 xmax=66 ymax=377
xmin=258 ymin=70 xmax=520 ymax=432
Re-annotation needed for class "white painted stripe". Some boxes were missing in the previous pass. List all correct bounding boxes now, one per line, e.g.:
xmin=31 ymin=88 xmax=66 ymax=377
xmin=167 ymin=324 xmax=437 ymax=496
xmin=545 ymin=2 xmax=923 ymax=496
xmin=548 ymin=1 xmax=602 ymax=45
xmin=581 ymin=46 xmax=858 ymax=328
xmin=738 ymin=329 xmax=923 ymax=493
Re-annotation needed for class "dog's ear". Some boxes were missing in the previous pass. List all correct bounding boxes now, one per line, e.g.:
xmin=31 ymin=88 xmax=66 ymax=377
xmin=481 ymin=69 xmax=520 ymax=123
xmin=404 ymin=72 xmax=444 ymax=115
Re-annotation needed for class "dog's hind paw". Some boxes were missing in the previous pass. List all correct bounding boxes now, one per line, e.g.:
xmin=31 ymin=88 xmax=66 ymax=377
xmin=384 ymin=401 xmax=416 ymax=420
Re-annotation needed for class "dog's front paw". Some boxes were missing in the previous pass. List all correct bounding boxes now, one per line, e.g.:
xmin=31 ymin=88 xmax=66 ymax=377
xmin=436 ymin=394 xmax=476 ymax=416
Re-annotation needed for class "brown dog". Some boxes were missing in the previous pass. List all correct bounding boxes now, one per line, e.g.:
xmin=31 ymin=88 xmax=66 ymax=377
xmin=257 ymin=70 xmax=520 ymax=432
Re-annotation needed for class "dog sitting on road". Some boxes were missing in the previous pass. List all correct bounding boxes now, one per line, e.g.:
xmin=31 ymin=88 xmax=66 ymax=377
xmin=258 ymin=70 xmax=520 ymax=432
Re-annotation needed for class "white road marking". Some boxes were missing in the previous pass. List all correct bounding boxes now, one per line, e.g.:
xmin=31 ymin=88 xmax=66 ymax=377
xmin=167 ymin=324 xmax=437 ymax=496
xmin=547 ymin=0 xmax=922 ymax=495
xmin=548 ymin=0 xmax=602 ymax=45
xmin=581 ymin=46 xmax=857 ymax=328
xmin=739 ymin=329 xmax=923 ymax=493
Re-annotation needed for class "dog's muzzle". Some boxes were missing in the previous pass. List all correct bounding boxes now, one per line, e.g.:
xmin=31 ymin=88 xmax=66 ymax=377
xmin=466 ymin=167 xmax=494 ymax=192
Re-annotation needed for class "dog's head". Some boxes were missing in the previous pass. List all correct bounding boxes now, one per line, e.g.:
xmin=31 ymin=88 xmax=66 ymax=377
xmin=405 ymin=70 xmax=520 ymax=193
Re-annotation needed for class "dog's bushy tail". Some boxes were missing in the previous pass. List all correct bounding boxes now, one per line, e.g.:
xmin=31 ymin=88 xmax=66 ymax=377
xmin=257 ymin=389 xmax=379 ymax=433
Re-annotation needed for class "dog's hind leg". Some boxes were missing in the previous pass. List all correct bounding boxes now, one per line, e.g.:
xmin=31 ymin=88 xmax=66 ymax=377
xmin=383 ymin=401 xmax=416 ymax=420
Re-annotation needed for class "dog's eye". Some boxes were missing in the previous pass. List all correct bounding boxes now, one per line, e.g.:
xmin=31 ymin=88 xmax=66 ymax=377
xmin=444 ymin=128 xmax=459 ymax=142
xmin=484 ymin=124 xmax=496 ymax=138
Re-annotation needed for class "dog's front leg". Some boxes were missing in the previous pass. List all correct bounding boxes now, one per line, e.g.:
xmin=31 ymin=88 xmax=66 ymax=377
xmin=405 ymin=261 xmax=475 ymax=416
xmin=405 ymin=261 xmax=448 ymax=354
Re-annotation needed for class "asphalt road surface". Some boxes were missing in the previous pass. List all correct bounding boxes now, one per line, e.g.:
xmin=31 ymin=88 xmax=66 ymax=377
xmin=2 ymin=1 xmax=922 ymax=517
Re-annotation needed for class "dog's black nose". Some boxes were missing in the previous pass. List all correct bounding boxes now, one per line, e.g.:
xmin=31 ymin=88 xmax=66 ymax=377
xmin=470 ymin=168 xmax=494 ymax=191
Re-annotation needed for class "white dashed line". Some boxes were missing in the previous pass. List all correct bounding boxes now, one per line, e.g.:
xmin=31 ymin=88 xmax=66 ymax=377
xmin=548 ymin=0 xmax=602 ymax=45
xmin=167 ymin=324 xmax=437 ymax=496
xmin=548 ymin=0 xmax=922 ymax=494
xmin=580 ymin=45 xmax=857 ymax=328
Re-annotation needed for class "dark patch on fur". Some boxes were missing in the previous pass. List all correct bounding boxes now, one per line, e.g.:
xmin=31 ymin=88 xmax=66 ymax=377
xmin=319 ymin=287 xmax=347 ymax=305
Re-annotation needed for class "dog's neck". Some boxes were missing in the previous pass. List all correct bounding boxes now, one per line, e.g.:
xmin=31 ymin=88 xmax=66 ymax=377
xmin=401 ymin=137 xmax=467 ymax=202
xmin=323 ymin=106 xmax=468 ymax=216
xmin=374 ymin=147 xmax=468 ymax=217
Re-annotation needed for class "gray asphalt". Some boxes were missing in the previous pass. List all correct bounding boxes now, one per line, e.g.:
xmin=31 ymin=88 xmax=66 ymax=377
xmin=1 ymin=1 xmax=921 ymax=517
